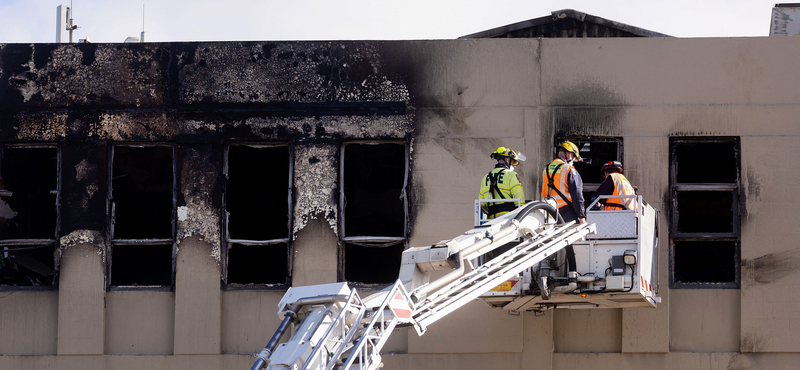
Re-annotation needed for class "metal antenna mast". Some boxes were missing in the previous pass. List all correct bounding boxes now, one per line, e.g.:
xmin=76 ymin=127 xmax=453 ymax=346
xmin=141 ymin=4 xmax=146 ymax=42
xmin=67 ymin=0 xmax=78 ymax=43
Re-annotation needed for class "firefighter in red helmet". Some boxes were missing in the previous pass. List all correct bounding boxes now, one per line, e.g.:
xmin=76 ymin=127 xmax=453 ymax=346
xmin=597 ymin=161 xmax=636 ymax=210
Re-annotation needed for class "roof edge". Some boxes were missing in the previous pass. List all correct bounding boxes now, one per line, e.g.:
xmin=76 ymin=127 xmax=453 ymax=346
xmin=459 ymin=9 xmax=672 ymax=39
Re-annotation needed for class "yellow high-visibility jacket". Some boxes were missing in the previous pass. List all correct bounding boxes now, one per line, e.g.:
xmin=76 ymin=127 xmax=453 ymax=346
xmin=479 ymin=164 xmax=525 ymax=218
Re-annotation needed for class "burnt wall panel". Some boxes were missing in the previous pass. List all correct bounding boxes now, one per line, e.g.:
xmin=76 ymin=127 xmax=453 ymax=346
xmin=60 ymin=141 xmax=107 ymax=234
xmin=0 ymin=41 xmax=413 ymax=145
xmin=0 ymin=43 xmax=168 ymax=110
xmin=172 ymin=41 xmax=409 ymax=105
xmin=176 ymin=142 xmax=224 ymax=264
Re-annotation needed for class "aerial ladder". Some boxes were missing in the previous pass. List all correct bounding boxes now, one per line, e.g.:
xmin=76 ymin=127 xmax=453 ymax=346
xmin=250 ymin=196 xmax=659 ymax=370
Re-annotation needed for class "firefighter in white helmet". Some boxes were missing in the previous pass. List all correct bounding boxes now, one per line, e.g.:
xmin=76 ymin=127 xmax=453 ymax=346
xmin=479 ymin=146 xmax=526 ymax=219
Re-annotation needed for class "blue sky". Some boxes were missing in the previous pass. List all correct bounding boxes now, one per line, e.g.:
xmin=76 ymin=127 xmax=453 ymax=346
xmin=0 ymin=0 xmax=784 ymax=43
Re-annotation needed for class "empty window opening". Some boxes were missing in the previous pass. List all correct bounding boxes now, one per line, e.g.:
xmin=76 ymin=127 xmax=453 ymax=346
xmin=226 ymin=146 xmax=290 ymax=241
xmin=0 ymin=146 xmax=58 ymax=287
xmin=344 ymin=242 xmax=403 ymax=284
xmin=674 ymin=241 xmax=737 ymax=283
xmin=110 ymin=244 xmax=173 ymax=286
xmin=0 ymin=147 xmax=58 ymax=239
xmin=343 ymin=144 xmax=405 ymax=237
xmin=670 ymin=137 xmax=740 ymax=288
xmin=227 ymin=243 xmax=288 ymax=285
xmin=341 ymin=142 xmax=408 ymax=285
xmin=224 ymin=145 xmax=292 ymax=288
xmin=557 ymin=138 xmax=622 ymax=208
xmin=111 ymin=146 xmax=173 ymax=239
xmin=675 ymin=141 xmax=737 ymax=183
xmin=676 ymin=191 xmax=734 ymax=233
xmin=0 ymin=244 xmax=57 ymax=287
xmin=109 ymin=145 xmax=174 ymax=289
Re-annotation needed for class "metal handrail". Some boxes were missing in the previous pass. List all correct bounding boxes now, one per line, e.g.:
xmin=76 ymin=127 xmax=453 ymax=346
xmin=586 ymin=195 xmax=639 ymax=211
xmin=474 ymin=198 xmax=522 ymax=226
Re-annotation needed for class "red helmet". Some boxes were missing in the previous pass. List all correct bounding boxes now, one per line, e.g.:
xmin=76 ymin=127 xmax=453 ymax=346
xmin=601 ymin=161 xmax=623 ymax=174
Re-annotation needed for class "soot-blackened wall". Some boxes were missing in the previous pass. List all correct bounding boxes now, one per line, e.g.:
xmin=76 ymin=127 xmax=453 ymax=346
xmin=0 ymin=41 xmax=414 ymax=284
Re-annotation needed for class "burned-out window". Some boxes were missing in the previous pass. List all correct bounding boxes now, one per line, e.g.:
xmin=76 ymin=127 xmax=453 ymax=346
xmin=108 ymin=145 xmax=175 ymax=289
xmin=0 ymin=146 xmax=59 ymax=288
xmin=670 ymin=138 xmax=740 ymax=288
xmin=556 ymin=137 xmax=622 ymax=208
xmin=223 ymin=144 xmax=291 ymax=288
xmin=340 ymin=142 xmax=408 ymax=284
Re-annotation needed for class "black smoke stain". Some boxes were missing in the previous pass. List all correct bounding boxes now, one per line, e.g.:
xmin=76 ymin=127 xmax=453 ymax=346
xmin=547 ymin=82 xmax=627 ymax=137
xmin=433 ymin=137 xmax=467 ymax=165
xmin=33 ymin=44 xmax=59 ymax=70
xmin=176 ymin=143 xmax=224 ymax=210
xmin=739 ymin=331 xmax=766 ymax=354
xmin=742 ymin=248 xmax=800 ymax=286
xmin=80 ymin=43 xmax=98 ymax=66
xmin=0 ymin=44 xmax=36 ymax=107
xmin=745 ymin=167 xmax=761 ymax=201
xmin=262 ymin=44 xmax=277 ymax=59
xmin=315 ymin=123 xmax=326 ymax=137
xmin=437 ymin=107 xmax=472 ymax=133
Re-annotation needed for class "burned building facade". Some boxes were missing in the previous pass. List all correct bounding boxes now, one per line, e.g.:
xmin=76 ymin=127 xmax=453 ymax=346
xmin=1 ymin=36 xmax=799 ymax=369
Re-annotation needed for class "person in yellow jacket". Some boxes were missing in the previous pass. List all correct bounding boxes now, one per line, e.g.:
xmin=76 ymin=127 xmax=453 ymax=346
xmin=538 ymin=141 xmax=585 ymax=299
xmin=597 ymin=161 xmax=636 ymax=210
xmin=479 ymin=147 xmax=526 ymax=219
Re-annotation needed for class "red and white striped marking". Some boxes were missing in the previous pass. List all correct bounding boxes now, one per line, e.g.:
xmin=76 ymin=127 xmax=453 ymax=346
xmin=388 ymin=292 xmax=413 ymax=322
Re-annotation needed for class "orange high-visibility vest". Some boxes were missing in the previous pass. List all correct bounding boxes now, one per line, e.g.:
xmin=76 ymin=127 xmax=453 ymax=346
xmin=541 ymin=158 xmax=573 ymax=209
xmin=604 ymin=173 xmax=636 ymax=210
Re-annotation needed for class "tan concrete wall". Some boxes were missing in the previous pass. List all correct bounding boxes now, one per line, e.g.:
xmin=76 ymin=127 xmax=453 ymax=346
xmin=57 ymin=243 xmax=105 ymax=355
xmin=408 ymin=301 xmax=523 ymax=354
xmin=291 ymin=217 xmax=339 ymax=286
xmin=0 ymin=291 xmax=58 ymax=355
xmin=670 ymin=290 xmax=740 ymax=352
xmin=173 ymin=237 xmax=221 ymax=354
xmin=741 ymin=135 xmax=800 ymax=353
xmin=105 ymin=292 xmax=175 ymax=355
xmin=221 ymin=291 xmax=284 ymax=354
xmin=553 ymin=309 xmax=622 ymax=353
xmin=0 ymin=355 xmax=254 ymax=370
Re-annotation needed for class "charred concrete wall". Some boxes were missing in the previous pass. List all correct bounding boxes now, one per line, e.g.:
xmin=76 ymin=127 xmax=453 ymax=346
xmin=1 ymin=36 xmax=800 ymax=370
xmin=0 ymin=41 xmax=413 ymax=276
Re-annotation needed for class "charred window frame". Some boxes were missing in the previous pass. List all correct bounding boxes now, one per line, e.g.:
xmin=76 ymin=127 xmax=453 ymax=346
xmin=556 ymin=137 xmax=623 ymax=209
xmin=107 ymin=144 xmax=176 ymax=291
xmin=222 ymin=144 xmax=292 ymax=290
xmin=669 ymin=137 xmax=740 ymax=289
xmin=340 ymin=141 xmax=409 ymax=285
xmin=0 ymin=145 xmax=60 ymax=290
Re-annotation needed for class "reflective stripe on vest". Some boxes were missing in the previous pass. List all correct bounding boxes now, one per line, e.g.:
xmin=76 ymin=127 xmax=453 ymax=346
xmin=541 ymin=159 xmax=573 ymax=209
xmin=605 ymin=173 xmax=635 ymax=210
xmin=480 ymin=167 xmax=523 ymax=218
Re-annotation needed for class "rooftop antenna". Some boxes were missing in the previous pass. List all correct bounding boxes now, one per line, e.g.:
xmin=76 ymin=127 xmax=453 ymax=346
xmin=68 ymin=0 xmax=78 ymax=43
xmin=141 ymin=4 xmax=145 ymax=42
xmin=55 ymin=2 xmax=78 ymax=43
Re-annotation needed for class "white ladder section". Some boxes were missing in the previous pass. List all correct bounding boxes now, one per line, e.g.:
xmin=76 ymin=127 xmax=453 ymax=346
xmin=412 ymin=221 xmax=595 ymax=330
xmin=291 ymin=281 xmax=414 ymax=370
